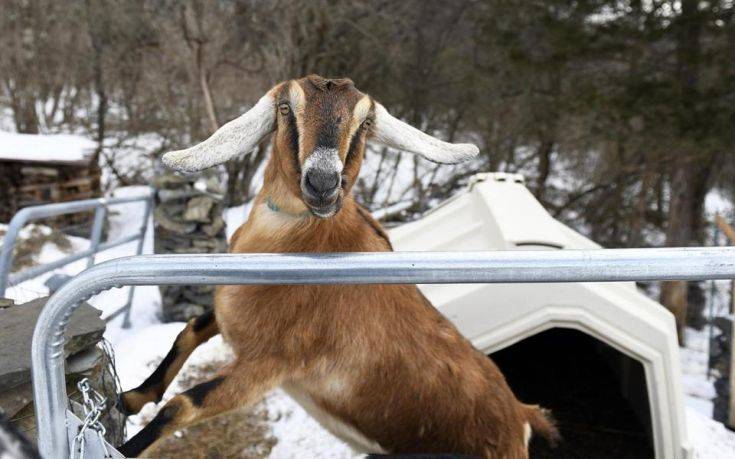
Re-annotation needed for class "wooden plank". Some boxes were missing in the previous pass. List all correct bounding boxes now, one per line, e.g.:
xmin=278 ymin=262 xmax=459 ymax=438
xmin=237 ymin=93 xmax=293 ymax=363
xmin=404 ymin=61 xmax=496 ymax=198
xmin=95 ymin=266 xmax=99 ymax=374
xmin=59 ymin=177 xmax=94 ymax=189
xmin=20 ymin=166 xmax=59 ymax=177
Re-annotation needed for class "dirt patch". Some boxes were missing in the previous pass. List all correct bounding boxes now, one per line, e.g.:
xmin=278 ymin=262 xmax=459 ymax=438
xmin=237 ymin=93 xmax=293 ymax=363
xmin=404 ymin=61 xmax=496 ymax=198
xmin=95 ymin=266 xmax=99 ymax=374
xmin=138 ymin=361 xmax=277 ymax=459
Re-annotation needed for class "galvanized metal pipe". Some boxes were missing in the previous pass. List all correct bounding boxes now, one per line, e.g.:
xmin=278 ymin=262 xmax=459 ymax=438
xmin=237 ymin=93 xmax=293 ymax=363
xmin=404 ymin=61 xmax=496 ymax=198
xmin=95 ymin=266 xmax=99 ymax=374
xmin=32 ymin=247 xmax=735 ymax=457
xmin=7 ymin=232 xmax=142 ymax=287
xmin=0 ymin=193 xmax=152 ymax=296
xmin=87 ymin=204 xmax=108 ymax=269
xmin=121 ymin=197 xmax=153 ymax=328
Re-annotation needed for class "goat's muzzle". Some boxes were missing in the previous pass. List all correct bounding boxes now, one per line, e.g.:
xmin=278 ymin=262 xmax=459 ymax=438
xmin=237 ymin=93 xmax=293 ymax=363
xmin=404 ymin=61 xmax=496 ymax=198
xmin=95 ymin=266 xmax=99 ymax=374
xmin=301 ymin=147 xmax=343 ymax=218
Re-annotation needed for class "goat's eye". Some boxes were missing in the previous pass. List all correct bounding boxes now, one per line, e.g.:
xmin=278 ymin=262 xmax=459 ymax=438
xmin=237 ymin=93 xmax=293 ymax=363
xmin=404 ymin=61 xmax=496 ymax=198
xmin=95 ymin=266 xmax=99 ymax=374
xmin=362 ymin=118 xmax=373 ymax=129
xmin=278 ymin=103 xmax=290 ymax=115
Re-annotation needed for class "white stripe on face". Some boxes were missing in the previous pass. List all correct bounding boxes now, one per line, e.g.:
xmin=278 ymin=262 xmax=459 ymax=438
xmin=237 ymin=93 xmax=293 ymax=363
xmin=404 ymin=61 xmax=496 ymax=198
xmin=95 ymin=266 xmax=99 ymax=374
xmin=303 ymin=146 xmax=343 ymax=176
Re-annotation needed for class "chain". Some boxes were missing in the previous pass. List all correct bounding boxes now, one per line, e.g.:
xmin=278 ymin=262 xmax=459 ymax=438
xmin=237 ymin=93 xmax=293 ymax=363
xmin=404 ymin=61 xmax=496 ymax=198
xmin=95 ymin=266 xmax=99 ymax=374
xmin=71 ymin=378 xmax=113 ymax=459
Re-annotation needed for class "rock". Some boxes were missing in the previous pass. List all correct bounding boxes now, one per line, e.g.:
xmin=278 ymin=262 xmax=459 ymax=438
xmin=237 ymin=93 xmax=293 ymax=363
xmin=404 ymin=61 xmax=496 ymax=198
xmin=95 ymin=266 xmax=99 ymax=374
xmin=192 ymin=238 xmax=223 ymax=249
xmin=181 ymin=289 xmax=214 ymax=305
xmin=153 ymin=174 xmax=190 ymax=189
xmin=0 ymin=298 xmax=105 ymax=390
xmin=160 ymin=202 xmax=187 ymax=217
xmin=173 ymin=246 xmax=212 ymax=254
xmin=158 ymin=189 xmax=202 ymax=202
xmin=164 ymin=302 xmax=206 ymax=322
xmin=0 ymin=298 xmax=124 ymax=445
xmin=0 ymin=298 xmax=13 ymax=309
xmin=203 ymin=176 xmax=225 ymax=194
xmin=183 ymin=196 xmax=216 ymax=222
xmin=155 ymin=172 xmax=226 ymax=322
xmin=0 ymin=383 xmax=32 ymax=419
xmin=8 ymin=346 xmax=126 ymax=445
xmin=202 ymin=216 xmax=225 ymax=236
xmin=0 ymin=414 xmax=39 ymax=459
xmin=154 ymin=207 xmax=197 ymax=234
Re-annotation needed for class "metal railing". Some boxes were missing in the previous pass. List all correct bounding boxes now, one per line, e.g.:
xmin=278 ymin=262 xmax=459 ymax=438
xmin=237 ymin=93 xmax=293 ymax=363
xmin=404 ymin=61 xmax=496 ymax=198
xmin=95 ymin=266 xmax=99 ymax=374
xmin=0 ymin=191 xmax=153 ymax=326
xmin=30 ymin=247 xmax=735 ymax=458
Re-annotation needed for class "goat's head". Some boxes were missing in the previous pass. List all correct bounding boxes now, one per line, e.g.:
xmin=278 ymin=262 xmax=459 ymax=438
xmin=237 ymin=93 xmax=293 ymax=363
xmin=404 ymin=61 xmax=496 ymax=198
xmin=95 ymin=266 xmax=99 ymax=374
xmin=163 ymin=74 xmax=478 ymax=218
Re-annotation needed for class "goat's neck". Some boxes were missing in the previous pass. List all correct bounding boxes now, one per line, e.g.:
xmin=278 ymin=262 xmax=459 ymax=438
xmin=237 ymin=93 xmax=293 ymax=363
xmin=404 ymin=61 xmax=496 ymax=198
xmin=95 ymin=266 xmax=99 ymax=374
xmin=240 ymin=159 xmax=369 ymax=253
xmin=258 ymin=159 xmax=311 ymax=217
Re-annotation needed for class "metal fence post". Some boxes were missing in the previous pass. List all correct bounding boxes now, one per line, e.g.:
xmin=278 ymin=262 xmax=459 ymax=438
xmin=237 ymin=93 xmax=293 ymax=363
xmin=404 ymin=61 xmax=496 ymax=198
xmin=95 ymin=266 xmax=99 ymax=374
xmin=0 ymin=192 xmax=153 ymax=299
xmin=120 ymin=193 xmax=153 ymax=328
xmin=31 ymin=247 xmax=735 ymax=458
xmin=0 ymin=207 xmax=33 ymax=297
xmin=87 ymin=202 xmax=108 ymax=269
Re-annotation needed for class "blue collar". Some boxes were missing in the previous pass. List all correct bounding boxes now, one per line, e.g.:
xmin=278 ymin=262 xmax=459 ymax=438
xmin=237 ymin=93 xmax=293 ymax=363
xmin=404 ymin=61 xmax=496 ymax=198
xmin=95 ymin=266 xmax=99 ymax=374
xmin=265 ymin=197 xmax=312 ymax=218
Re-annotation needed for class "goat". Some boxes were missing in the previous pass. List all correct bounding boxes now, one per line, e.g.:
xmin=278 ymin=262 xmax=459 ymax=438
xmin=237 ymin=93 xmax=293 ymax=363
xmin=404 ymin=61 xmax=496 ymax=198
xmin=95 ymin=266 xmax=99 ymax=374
xmin=119 ymin=75 xmax=558 ymax=458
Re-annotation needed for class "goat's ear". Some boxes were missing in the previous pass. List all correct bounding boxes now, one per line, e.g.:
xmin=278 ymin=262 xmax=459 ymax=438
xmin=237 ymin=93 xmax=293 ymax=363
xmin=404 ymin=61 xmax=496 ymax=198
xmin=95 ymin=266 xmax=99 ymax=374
xmin=162 ymin=92 xmax=276 ymax=173
xmin=371 ymin=103 xmax=478 ymax=164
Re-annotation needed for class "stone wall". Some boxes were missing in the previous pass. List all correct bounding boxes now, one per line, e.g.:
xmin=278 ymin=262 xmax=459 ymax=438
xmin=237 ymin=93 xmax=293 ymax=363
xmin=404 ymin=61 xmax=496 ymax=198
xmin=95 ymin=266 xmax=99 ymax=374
xmin=154 ymin=174 xmax=227 ymax=322
xmin=0 ymin=297 xmax=125 ymax=446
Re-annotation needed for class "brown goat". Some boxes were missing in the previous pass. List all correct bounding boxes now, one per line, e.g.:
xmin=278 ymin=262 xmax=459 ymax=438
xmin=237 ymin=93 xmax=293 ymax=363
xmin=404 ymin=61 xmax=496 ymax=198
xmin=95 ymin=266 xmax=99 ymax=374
xmin=119 ymin=75 xmax=558 ymax=458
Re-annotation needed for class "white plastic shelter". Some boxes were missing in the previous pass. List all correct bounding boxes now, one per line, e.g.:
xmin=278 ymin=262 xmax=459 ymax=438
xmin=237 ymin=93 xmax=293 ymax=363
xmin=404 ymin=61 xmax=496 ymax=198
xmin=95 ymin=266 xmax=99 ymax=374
xmin=389 ymin=173 xmax=692 ymax=459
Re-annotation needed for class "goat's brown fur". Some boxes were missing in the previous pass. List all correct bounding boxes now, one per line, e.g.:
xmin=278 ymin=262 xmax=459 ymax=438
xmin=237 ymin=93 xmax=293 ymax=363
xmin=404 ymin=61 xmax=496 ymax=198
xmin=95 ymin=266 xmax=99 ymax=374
xmin=120 ymin=75 xmax=557 ymax=458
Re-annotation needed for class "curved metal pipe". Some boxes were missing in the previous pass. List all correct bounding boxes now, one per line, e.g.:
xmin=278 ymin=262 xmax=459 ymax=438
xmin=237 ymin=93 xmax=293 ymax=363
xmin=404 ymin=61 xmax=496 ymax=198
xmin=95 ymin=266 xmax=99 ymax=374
xmin=32 ymin=247 xmax=735 ymax=457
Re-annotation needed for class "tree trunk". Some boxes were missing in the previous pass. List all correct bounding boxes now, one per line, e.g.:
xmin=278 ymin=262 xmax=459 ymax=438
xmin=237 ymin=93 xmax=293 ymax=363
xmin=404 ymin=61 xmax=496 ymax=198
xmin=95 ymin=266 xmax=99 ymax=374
xmin=13 ymin=97 xmax=39 ymax=134
xmin=661 ymin=0 xmax=704 ymax=344
xmin=10 ymin=2 xmax=40 ymax=134
xmin=534 ymin=140 xmax=554 ymax=205
xmin=198 ymin=51 xmax=218 ymax=135
xmin=660 ymin=161 xmax=694 ymax=343
xmin=86 ymin=0 xmax=107 ymax=189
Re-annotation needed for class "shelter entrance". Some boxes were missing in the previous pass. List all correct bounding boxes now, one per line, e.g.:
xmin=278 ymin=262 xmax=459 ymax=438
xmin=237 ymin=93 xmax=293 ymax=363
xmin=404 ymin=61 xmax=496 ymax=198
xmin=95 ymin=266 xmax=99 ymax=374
xmin=489 ymin=328 xmax=654 ymax=458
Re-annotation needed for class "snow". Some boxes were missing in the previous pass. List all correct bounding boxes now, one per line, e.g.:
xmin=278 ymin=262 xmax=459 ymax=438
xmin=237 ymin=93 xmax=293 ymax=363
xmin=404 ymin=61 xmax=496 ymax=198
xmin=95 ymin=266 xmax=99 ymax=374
xmin=266 ymin=389 xmax=358 ymax=459
xmin=112 ymin=320 xmax=735 ymax=458
xmin=0 ymin=130 xmax=96 ymax=164
xmin=224 ymin=202 xmax=253 ymax=241
xmin=3 ymin=185 xmax=159 ymax=346
xmin=5 ymin=184 xmax=735 ymax=457
xmin=687 ymin=408 xmax=735 ymax=458
xmin=114 ymin=323 xmax=358 ymax=457
xmin=679 ymin=326 xmax=735 ymax=458
xmin=680 ymin=328 xmax=716 ymax=416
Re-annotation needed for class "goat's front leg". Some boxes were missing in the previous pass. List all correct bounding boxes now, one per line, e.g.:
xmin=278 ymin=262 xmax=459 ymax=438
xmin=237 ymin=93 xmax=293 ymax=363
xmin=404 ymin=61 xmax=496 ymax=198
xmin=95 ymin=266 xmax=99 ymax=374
xmin=121 ymin=310 xmax=219 ymax=415
xmin=118 ymin=359 xmax=286 ymax=457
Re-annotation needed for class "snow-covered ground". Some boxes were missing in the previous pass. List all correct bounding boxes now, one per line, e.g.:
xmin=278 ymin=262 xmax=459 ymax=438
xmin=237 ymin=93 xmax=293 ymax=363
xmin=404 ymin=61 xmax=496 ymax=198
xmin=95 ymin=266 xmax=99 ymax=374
xmin=116 ymin=324 xmax=357 ymax=458
xmin=4 ymin=189 xmax=735 ymax=457
xmin=680 ymin=328 xmax=735 ymax=457
xmin=3 ymin=185 xmax=160 ymax=345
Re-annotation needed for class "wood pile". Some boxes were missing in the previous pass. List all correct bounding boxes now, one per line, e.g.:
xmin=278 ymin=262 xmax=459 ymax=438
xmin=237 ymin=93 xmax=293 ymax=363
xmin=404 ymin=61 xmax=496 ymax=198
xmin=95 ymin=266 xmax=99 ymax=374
xmin=0 ymin=161 xmax=100 ymax=232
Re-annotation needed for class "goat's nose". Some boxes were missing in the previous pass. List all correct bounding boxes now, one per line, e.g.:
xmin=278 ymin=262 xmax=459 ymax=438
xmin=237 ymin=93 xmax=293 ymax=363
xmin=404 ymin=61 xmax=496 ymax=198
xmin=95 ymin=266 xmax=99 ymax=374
xmin=304 ymin=169 xmax=340 ymax=197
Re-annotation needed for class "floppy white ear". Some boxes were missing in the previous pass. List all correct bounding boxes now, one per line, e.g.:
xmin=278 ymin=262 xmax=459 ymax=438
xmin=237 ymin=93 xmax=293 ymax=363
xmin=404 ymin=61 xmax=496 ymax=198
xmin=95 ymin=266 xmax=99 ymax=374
xmin=372 ymin=103 xmax=479 ymax=164
xmin=162 ymin=93 xmax=276 ymax=173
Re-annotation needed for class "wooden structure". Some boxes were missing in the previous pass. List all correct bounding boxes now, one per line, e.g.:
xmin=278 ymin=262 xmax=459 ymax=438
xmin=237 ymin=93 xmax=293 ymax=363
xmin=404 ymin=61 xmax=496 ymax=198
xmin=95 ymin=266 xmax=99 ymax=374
xmin=0 ymin=132 xmax=100 ymax=231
